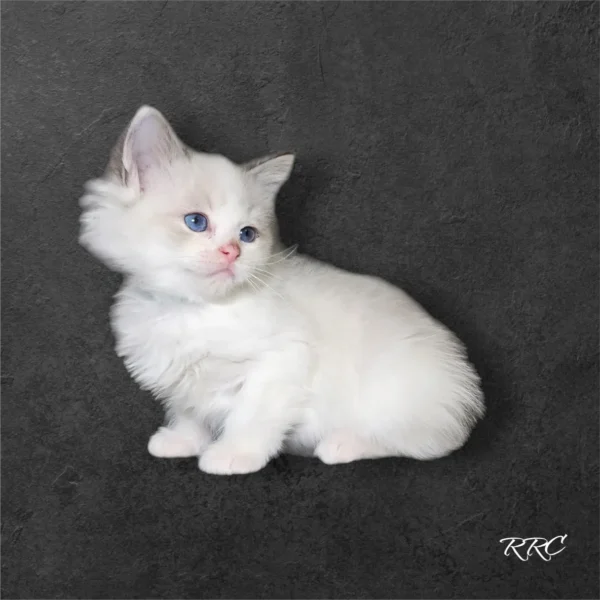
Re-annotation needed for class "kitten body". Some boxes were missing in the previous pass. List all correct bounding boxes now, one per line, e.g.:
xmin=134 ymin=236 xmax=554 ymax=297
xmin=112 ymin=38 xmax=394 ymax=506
xmin=80 ymin=106 xmax=484 ymax=474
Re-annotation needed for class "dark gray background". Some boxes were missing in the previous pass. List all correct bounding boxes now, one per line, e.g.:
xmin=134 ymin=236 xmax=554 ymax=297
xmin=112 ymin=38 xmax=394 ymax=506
xmin=2 ymin=1 xmax=598 ymax=598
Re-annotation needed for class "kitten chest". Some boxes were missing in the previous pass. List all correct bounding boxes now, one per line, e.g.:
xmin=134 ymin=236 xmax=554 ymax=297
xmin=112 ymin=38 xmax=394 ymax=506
xmin=110 ymin=288 xmax=268 ymax=403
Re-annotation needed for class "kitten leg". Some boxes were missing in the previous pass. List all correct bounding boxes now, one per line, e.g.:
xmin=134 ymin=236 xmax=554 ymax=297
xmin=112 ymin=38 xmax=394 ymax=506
xmin=198 ymin=387 xmax=294 ymax=475
xmin=199 ymin=346 xmax=308 ymax=475
xmin=198 ymin=444 xmax=270 ymax=475
xmin=148 ymin=416 xmax=211 ymax=458
xmin=315 ymin=431 xmax=390 ymax=465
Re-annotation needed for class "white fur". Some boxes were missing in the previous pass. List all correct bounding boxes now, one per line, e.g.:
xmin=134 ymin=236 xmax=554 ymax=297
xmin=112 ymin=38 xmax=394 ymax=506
xmin=79 ymin=106 xmax=484 ymax=475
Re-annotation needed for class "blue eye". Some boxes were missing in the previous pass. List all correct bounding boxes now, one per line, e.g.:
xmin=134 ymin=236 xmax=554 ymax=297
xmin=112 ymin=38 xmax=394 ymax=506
xmin=239 ymin=226 xmax=257 ymax=243
xmin=184 ymin=213 xmax=208 ymax=232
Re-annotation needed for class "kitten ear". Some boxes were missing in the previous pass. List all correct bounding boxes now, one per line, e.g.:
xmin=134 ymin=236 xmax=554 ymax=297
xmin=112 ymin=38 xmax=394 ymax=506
xmin=244 ymin=153 xmax=295 ymax=198
xmin=108 ymin=106 xmax=187 ymax=193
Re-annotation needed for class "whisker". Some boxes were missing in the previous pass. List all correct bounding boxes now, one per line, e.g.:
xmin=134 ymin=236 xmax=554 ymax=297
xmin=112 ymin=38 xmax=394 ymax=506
xmin=260 ymin=244 xmax=298 ymax=263
xmin=252 ymin=267 xmax=282 ymax=281
xmin=266 ymin=244 xmax=298 ymax=259
xmin=250 ymin=245 xmax=298 ymax=268
xmin=246 ymin=277 xmax=260 ymax=294
xmin=248 ymin=273 xmax=285 ymax=300
xmin=270 ymin=245 xmax=298 ymax=262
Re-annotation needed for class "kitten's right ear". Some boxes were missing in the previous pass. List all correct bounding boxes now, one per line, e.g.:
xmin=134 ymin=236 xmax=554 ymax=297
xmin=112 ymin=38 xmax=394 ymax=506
xmin=106 ymin=106 xmax=187 ymax=193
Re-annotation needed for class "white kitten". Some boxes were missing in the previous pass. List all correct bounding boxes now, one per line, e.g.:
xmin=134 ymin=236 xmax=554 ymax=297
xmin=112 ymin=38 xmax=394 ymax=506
xmin=79 ymin=106 xmax=484 ymax=475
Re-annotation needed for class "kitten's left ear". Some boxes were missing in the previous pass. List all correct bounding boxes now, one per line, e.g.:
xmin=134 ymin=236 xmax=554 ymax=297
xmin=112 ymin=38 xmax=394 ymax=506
xmin=244 ymin=153 xmax=295 ymax=198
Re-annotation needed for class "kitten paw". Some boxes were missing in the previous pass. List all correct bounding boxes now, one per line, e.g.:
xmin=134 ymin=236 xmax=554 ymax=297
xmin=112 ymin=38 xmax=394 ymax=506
xmin=198 ymin=444 xmax=269 ymax=475
xmin=315 ymin=433 xmax=387 ymax=465
xmin=147 ymin=426 xmax=205 ymax=458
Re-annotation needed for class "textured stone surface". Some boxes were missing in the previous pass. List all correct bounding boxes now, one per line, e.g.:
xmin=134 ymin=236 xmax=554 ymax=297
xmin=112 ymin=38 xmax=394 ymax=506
xmin=2 ymin=1 xmax=598 ymax=598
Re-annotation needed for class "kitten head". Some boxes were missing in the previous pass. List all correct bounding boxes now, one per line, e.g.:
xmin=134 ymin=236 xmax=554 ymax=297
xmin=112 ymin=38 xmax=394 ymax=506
xmin=79 ymin=106 xmax=294 ymax=301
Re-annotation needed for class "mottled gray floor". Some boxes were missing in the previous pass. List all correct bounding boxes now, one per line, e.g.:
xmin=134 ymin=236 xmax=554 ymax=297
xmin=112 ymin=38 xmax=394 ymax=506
xmin=2 ymin=2 xmax=598 ymax=598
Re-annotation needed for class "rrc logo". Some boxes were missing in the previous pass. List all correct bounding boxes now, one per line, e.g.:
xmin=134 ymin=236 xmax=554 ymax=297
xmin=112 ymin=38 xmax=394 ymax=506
xmin=499 ymin=535 xmax=567 ymax=562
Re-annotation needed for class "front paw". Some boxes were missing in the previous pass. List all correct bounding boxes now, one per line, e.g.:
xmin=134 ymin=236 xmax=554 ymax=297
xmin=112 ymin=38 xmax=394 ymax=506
xmin=148 ymin=426 xmax=205 ymax=458
xmin=198 ymin=443 xmax=269 ymax=475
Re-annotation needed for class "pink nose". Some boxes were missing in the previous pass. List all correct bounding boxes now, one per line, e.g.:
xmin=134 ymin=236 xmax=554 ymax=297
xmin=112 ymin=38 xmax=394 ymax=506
xmin=218 ymin=242 xmax=240 ymax=263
